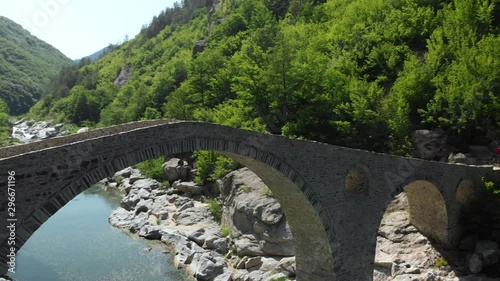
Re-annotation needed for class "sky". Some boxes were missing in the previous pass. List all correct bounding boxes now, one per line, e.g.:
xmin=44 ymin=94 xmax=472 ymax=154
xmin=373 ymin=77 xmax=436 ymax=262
xmin=0 ymin=0 xmax=177 ymax=59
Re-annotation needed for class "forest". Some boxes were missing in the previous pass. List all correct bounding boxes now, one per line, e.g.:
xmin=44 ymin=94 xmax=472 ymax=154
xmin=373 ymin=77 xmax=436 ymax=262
xmin=0 ymin=16 xmax=73 ymax=116
xmin=8 ymin=0 xmax=500 ymax=156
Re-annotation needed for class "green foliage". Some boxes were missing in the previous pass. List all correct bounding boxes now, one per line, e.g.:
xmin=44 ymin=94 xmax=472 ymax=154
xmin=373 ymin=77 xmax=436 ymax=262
xmin=160 ymin=180 xmax=171 ymax=190
xmin=134 ymin=157 xmax=167 ymax=182
xmin=0 ymin=99 xmax=12 ymax=147
xmin=115 ymin=176 xmax=125 ymax=185
xmin=0 ymin=16 xmax=73 ymax=115
xmin=435 ymin=257 xmax=449 ymax=267
xmin=207 ymin=198 xmax=222 ymax=222
xmin=481 ymin=176 xmax=500 ymax=196
xmin=221 ymin=226 xmax=241 ymax=238
xmin=194 ymin=151 xmax=239 ymax=184
xmin=29 ymin=0 xmax=500 ymax=156
xmin=221 ymin=226 xmax=232 ymax=237
xmin=240 ymin=185 xmax=251 ymax=193
xmin=269 ymin=277 xmax=287 ymax=281
xmin=261 ymin=186 xmax=274 ymax=197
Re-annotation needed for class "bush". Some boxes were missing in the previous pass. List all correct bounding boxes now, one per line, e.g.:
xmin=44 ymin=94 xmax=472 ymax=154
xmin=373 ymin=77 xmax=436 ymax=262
xmin=194 ymin=151 xmax=239 ymax=184
xmin=115 ymin=176 xmax=124 ymax=185
xmin=207 ymin=198 xmax=222 ymax=222
xmin=435 ymin=258 xmax=448 ymax=267
xmin=134 ymin=156 xmax=167 ymax=182
xmin=160 ymin=180 xmax=170 ymax=190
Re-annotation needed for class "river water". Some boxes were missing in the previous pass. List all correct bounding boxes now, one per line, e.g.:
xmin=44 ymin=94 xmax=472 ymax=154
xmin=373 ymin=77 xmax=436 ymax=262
xmin=7 ymin=185 xmax=191 ymax=281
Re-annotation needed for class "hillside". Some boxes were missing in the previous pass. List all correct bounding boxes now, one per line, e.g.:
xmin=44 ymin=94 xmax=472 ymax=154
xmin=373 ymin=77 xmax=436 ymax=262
xmin=0 ymin=16 xmax=73 ymax=115
xmin=77 ymin=44 xmax=118 ymax=63
xmin=31 ymin=0 xmax=500 ymax=155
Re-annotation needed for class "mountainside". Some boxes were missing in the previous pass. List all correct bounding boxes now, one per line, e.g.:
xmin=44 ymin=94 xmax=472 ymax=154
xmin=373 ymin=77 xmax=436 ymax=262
xmin=31 ymin=0 xmax=500 ymax=155
xmin=0 ymin=16 xmax=73 ymax=115
xmin=77 ymin=44 xmax=117 ymax=63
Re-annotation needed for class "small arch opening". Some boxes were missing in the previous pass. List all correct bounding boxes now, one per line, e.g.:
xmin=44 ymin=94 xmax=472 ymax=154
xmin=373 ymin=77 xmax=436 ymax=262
xmin=345 ymin=166 xmax=370 ymax=195
xmin=456 ymin=179 xmax=475 ymax=206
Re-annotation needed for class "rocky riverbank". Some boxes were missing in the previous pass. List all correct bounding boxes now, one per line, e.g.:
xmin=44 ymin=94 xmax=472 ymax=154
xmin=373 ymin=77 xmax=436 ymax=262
xmin=108 ymin=164 xmax=296 ymax=281
xmin=106 ymin=159 xmax=500 ymax=281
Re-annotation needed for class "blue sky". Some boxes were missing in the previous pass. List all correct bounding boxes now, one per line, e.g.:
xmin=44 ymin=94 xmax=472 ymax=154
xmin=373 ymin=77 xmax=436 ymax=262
xmin=0 ymin=0 xmax=177 ymax=59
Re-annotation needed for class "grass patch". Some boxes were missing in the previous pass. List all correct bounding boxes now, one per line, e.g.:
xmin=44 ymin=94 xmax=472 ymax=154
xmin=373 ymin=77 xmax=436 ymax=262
xmin=221 ymin=226 xmax=241 ymax=238
xmin=240 ymin=185 xmax=251 ymax=193
xmin=134 ymin=156 xmax=167 ymax=182
xmin=261 ymin=186 xmax=273 ymax=197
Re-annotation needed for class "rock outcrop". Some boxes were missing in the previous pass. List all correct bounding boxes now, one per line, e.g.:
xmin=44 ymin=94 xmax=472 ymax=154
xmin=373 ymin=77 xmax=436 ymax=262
xmin=220 ymin=168 xmax=294 ymax=257
xmin=114 ymin=68 xmax=132 ymax=87
xmin=412 ymin=129 xmax=448 ymax=160
xmin=108 ymin=166 xmax=296 ymax=281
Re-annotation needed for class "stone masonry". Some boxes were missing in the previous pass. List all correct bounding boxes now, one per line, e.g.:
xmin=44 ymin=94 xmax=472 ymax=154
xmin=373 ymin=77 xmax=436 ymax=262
xmin=0 ymin=120 xmax=498 ymax=280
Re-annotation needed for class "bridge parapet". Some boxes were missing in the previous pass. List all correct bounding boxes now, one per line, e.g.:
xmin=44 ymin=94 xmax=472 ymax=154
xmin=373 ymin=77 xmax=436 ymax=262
xmin=0 ymin=119 xmax=179 ymax=159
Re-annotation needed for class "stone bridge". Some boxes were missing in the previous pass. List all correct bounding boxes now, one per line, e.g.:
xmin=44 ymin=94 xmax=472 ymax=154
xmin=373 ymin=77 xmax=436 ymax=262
xmin=0 ymin=120 xmax=498 ymax=280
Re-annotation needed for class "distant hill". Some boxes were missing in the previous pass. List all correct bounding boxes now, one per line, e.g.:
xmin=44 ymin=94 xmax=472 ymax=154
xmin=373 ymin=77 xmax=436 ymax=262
xmin=76 ymin=44 xmax=117 ymax=63
xmin=0 ymin=16 xmax=73 ymax=115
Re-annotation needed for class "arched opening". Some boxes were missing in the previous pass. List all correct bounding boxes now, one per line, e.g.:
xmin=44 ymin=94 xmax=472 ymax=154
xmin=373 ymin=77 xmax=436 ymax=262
xmin=345 ymin=165 xmax=370 ymax=195
xmin=0 ymin=126 xmax=336 ymax=280
xmin=374 ymin=180 xmax=450 ymax=280
xmin=456 ymin=179 xmax=475 ymax=206
xmin=403 ymin=180 xmax=448 ymax=243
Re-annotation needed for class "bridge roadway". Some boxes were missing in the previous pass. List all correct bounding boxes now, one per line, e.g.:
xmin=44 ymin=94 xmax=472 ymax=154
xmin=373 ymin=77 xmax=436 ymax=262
xmin=0 ymin=120 xmax=497 ymax=280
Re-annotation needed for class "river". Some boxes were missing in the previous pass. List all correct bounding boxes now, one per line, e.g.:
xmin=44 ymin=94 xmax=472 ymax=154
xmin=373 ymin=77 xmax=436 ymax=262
xmin=7 ymin=185 xmax=191 ymax=281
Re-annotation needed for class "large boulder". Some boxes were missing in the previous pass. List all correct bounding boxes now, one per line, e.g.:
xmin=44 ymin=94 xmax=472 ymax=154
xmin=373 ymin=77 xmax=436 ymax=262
xmin=172 ymin=180 xmax=203 ymax=195
xmin=77 ymin=127 xmax=89 ymax=133
xmin=195 ymin=252 xmax=226 ymax=281
xmin=193 ymin=38 xmax=206 ymax=56
xmin=162 ymin=158 xmax=192 ymax=182
xmin=411 ymin=129 xmax=448 ymax=160
xmin=221 ymin=168 xmax=294 ymax=257
xmin=475 ymin=240 xmax=500 ymax=266
xmin=109 ymin=207 xmax=133 ymax=228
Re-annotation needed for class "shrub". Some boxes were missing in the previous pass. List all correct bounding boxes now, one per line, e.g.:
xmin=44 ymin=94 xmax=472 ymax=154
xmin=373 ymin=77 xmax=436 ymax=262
xmin=134 ymin=156 xmax=167 ymax=182
xmin=221 ymin=226 xmax=241 ymax=238
xmin=115 ymin=176 xmax=124 ymax=185
xmin=159 ymin=180 xmax=170 ymax=190
xmin=194 ymin=151 xmax=239 ymax=184
xmin=221 ymin=226 xmax=232 ymax=237
xmin=207 ymin=198 xmax=222 ymax=222
xmin=435 ymin=258 xmax=448 ymax=267
xmin=481 ymin=176 xmax=500 ymax=196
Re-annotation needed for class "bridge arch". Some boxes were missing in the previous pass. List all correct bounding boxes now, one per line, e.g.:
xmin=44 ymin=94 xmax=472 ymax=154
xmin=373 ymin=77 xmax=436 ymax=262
xmin=403 ymin=180 xmax=448 ymax=243
xmin=2 ymin=124 xmax=336 ymax=280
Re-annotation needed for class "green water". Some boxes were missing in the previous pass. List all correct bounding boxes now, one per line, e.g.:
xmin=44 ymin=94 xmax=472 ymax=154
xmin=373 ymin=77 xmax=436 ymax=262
xmin=8 ymin=185 xmax=191 ymax=281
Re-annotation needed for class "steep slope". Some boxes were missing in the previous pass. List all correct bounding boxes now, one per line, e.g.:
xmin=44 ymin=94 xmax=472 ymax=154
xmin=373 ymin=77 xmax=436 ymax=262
xmin=31 ymin=0 xmax=500 ymax=154
xmin=0 ymin=16 xmax=73 ymax=115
